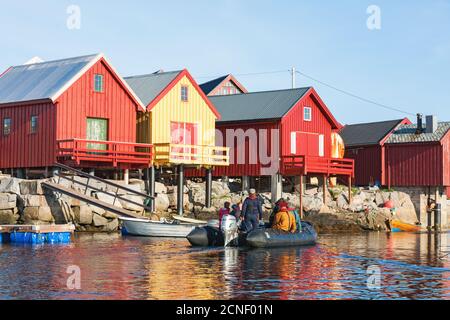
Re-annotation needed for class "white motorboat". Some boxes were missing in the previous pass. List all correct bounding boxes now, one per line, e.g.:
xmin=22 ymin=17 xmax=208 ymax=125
xmin=120 ymin=217 xmax=204 ymax=238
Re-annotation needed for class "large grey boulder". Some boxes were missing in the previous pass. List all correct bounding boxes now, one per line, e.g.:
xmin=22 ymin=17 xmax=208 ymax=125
xmin=155 ymin=182 xmax=167 ymax=194
xmin=93 ymin=213 xmax=108 ymax=227
xmin=73 ymin=205 xmax=94 ymax=225
xmin=0 ymin=193 xmax=17 ymax=210
xmin=0 ymin=209 xmax=19 ymax=224
xmin=95 ymin=192 xmax=123 ymax=208
xmin=105 ymin=218 xmax=119 ymax=232
xmin=155 ymin=194 xmax=170 ymax=212
xmin=19 ymin=180 xmax=45 ymax=195
xmin=119 ymin=194 xmax=145 ymax=212
xmin=0 ymin=178 xmax=21 ymax=194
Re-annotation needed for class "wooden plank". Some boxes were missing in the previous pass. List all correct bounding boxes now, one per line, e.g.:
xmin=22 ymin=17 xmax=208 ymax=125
xmin=42 ymin=182 xmax=150 ymax=220
xmin=0 ymin=224 xmax=75 ymax=234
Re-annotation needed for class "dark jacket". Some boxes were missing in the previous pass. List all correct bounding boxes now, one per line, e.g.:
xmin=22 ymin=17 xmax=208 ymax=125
xmin=242 ymin=195 xmax=263 ymax=220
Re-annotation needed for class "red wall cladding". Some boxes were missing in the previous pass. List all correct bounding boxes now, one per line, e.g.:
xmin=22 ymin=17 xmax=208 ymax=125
xmin=0 ymin=102 xmax=56 ymax=168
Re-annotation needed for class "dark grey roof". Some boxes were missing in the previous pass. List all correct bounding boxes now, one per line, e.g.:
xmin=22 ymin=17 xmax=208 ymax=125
xmin=124 ymin=71 xmax=182 ymax=106
xmin=340 ymin=119 xmax=404 ymax=147
xmin=211 ymin=87 xmax=311 ymax=123
xmin=386 ymin=122 xmax=450 ymax=144
xmin=200 ymin=75 xmax=228 ymax=95
xmin=0 ymin=54 xmax=100 ymax=105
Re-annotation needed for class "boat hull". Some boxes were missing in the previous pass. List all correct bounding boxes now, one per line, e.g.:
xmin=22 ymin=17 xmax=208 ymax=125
xmin=121 ymin=218 xmax=198 ymax=238
xmin=187 ymin=222 xmax=318 ymax=248
xmin=246 ymin=222 xmax=318 ymax=248
xmin=391 ymin=220 xmax=421 ymax=233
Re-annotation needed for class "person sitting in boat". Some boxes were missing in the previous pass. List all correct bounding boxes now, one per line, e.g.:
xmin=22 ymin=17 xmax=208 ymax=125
xmin=219 ymin=202 xmax=231 ymax=229
xmin=269 ymin=198 xmax=289 ymax=226
xmin=242 ymin=189 xmax=263 ymax=232
xmin=272 ymin=206 xmax=297 ymax=233
xmin=230 ymin=204 xmax=241 ymax=221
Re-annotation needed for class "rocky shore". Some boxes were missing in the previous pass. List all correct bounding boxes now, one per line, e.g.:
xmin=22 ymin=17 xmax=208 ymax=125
xmin=0 ymin=173 xmax=419 ymax=234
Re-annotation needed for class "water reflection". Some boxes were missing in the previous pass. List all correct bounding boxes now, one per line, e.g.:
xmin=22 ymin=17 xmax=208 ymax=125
xmin=0 ymin=232 xmax=449 ymax=300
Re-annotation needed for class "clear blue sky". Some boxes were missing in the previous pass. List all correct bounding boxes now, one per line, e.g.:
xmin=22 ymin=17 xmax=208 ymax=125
xmin=0 ymin=0 xmax=449 ymax=124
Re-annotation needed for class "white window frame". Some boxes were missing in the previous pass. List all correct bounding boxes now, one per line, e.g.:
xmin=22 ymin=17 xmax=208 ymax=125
xmin=304 ymin=107 xmax=312 ymax=122
xmin=181 ymin=86 xmax=189 ymax=102
xmin=94 ymin=74 xmax=104 ymax=93
xmin=290 ymin=132 xmax=297 ymax=154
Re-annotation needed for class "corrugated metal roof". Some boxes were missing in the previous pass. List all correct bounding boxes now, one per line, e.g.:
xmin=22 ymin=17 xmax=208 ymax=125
xmin=0 ymin=54 xmax=99 ymax=105
xmin=199 ymin=75 xmax=228 ymax=95
xmin=211 ymin=87 xmax=311 ymax=123
xmin=386 ymin=122 xmax=450 ymax=144
xmin=340 ymin=119 xmax=404 ymax=147
xmin=124 ymin=71 xmax=182 ymax=106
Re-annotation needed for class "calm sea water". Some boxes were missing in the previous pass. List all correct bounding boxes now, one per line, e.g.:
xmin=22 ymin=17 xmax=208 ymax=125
xmin=0 ymin=231 xmax=449 ymax=300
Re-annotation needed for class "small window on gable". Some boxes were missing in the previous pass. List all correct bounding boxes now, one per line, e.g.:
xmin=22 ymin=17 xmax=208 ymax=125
xmin=181 ymin=86 xmax=189 ymax=102
xmin=3 ymin=118 xmax=11 ymax=136
xmin=30 ymin=115 xmax=38 ymax=134
xmin=304 ymin=107 xmax=312 ymax=122
xmin=94 ymin=74 xmax=104 ymax=93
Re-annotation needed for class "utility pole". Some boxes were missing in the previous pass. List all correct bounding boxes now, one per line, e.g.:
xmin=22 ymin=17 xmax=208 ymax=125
xmin=291 ymin=67 xmax=296 ymax=89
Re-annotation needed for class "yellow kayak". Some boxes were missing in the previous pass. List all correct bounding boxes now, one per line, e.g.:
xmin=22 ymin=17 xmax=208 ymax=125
xmin=391 ymin=220 xmax=421 ymax=232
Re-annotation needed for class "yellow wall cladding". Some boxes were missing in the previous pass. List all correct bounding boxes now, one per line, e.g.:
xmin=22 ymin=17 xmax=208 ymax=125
xmin=149 ymin=75 xmax=217 ymax=146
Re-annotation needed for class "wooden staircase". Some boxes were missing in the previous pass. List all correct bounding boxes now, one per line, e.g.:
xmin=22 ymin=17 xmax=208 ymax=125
xmin=41 ymin=163 xmax=154 ymax=220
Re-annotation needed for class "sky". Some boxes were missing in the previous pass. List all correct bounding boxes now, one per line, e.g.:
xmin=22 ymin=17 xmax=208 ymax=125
xmin=0 ymin=0 xmax=449 ymax=125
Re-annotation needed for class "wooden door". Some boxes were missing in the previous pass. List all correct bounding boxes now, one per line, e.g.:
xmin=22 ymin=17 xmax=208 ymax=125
xmin=86 ymin=118 xmax=108 ymax=151
xmin=170 ymin=122 xmax=198 ymax=161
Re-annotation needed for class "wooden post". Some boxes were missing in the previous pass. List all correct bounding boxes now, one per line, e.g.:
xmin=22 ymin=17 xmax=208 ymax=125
xmin=348 ymin=176 xmax=352 ymax=204
xmin=147 ymin=166 xmax=156 ymax=213
xmin=124 ymin=169 xmax=130 ymax=185
xmin=177 ymin=164 xmax=184 ymax=216
xmin=205 ymin=168 xmax=212 ymax=208
xmin=322 ymin=174 xmax=327 ymax=205
xmin=299 ymin=175 xmax=304 ymax=219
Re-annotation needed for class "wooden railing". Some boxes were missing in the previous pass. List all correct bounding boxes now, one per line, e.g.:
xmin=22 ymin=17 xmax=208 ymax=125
xmin=281 ymin=155 xmax=354 ymax=177
xmin=57 ymin=139 xmax=153 ymax=168
xmin=153 ymin=143 xmax=229 ymax=167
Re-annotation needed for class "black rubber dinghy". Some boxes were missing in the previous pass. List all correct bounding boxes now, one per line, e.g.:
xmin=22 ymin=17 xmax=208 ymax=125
xmin=187 ymin=222 xmax=317 ymax=248
xmin=246 ymin=221 xmax=317 ymax=248
xmin=187 ymin=226 xmax=225 ymax=247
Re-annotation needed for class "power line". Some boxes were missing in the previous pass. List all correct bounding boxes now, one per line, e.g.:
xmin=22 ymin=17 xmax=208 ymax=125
xmin=295 ymin=70 xmax=416 ymax=116
xmin=196 ymin=69 xmax=290 ymax=80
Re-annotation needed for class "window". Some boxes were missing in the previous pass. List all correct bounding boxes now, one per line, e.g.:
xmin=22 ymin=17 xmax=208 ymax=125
xmin=3 ymin=118 xmax=11 ymax=135
xmin=304 ymin=107 xmax=312 ymax=121
xmin=181 ymin=86 xmax=188 ymax=102
xmin=94 ymin=74 xmax=104 ymax=93
xmin=30 ymin=115 xmax=38 ymax=134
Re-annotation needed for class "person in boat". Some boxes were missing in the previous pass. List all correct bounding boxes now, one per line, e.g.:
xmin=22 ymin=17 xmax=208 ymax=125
xmin=242 ymin=188 xmax=263 ymax=232
xmin=272 ymin=206 xmax=297 ymax=233
xmin=269 ymin=198 xmax=289 ymax=226
xmin=230 ymin=204 xmax=241 ymax=221
xmin=218 ymin=201 xmax=231 ymax=229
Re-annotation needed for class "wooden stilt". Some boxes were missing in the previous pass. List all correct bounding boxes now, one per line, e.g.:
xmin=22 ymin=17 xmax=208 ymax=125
xmin=348 ymin=176 xmax=352 ymax=204
xmin=299 ymin=175 xmax=304 ymax=219
xmin=205 ymin=168 xmax=212 ymax=208
xmin=322 ymin=174 xmax=327 ymax=204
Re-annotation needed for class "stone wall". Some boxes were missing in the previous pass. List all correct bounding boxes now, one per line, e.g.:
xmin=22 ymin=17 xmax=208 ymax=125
xmin=0 ymin=172 xmax=440 ymax=233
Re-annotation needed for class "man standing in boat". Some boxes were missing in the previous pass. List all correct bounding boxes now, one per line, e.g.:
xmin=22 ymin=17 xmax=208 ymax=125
xmin=241 ymin=189 xmax=263 ymax=232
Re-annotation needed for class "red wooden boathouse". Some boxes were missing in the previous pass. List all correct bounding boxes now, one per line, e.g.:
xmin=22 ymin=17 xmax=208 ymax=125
xmin=340 ymin=118 xmax=411 ymax=186
xmin=384 ymin=116 xmax=450 ymax=195
xmin=0 ymin=53 xmax=152 ymax=177
xmin=193 ymin=87 xmax=355 ymax=204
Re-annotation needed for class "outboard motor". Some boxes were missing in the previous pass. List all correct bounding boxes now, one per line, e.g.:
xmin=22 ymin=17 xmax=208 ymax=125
xmin=221 ymin=215 xmax=239 ymax=247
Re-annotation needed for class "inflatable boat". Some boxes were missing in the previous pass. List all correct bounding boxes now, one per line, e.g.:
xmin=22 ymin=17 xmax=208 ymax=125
xmin=187 ymin=221 xmax=317 ymax=248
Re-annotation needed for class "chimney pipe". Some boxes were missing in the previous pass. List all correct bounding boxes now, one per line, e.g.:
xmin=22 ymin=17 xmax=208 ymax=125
xmin=426 ymin=115 xmax=438 ymax=134
xmin=416 ymin=113 xmax=423 ymax=134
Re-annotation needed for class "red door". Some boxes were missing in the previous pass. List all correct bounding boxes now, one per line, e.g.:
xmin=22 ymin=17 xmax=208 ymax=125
xmin=293 ymin=132 xmax=323 ymax=157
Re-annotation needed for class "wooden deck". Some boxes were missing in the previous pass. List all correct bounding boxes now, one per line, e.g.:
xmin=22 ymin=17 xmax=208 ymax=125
xmin=0 ymin=224 xmax=75 ymax=234
xmin=281 ymin=155 xmax=354 ymax=177
xmin=153 ymin=143 xmax=229 ymax=167
xmin=56 ymin=139 xmax=153 ymax=169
